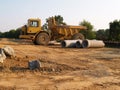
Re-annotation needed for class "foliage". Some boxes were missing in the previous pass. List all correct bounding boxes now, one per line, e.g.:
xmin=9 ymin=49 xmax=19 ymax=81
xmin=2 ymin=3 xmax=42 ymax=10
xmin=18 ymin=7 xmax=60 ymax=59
xmin=42 ymin=23 xmax=48 ymax=31
xmin=79 ymin=20 xmax=96 ymax=39
xmin=80 ymin=20 xmax=93 ymax=31
xmin=95 ymin=20 xmax=120 ymax=41
xmin=109 ymin=20 xmax=120 ymax=41
xmin=42 ymin=15 xmax=66 ymax=30
xmin=0 ymin=29 xmax=21 ymax=38
xmin=54 ymin=15 xmax=66 ymax=25
xmin=0 ymin=32 xmax=4 ymax=37
xmin=96 ymin=29 xmax=109 ymax=40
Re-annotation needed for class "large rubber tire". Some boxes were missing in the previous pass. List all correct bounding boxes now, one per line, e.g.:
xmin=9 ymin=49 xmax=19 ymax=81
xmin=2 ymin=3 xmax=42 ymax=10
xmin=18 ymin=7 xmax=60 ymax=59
xmin=72 ymin=33 xmax=85 ymax=40
xmin=35 ymin=33 xmax=50 ymax=45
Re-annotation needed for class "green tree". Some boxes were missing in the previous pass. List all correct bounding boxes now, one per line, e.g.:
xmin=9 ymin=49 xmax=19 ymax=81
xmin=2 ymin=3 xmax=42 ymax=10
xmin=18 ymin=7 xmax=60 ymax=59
xmin=109 ymin=20 xmax=120 ymax=41
xmin=79 ymin=20 xmax=96 ymax=39
xmin=0 ymin=32 xmax=4 ymax=38
xmin=3 ymin=31 xmax=9 ymax=38
xmin=0 ymin=29 xmax=20 ymax=38
xmin=96 ymin=29 xmax=109 ymax=40
xmin=54 ymin=15 xmax=66 ymax=25
xmin=8 ymin=30 xmax=16 ymax=38
xmin=14 ymin=29 xmax=21 ymax=38
xmin=42 ymin=15 xmax=66 ymax=30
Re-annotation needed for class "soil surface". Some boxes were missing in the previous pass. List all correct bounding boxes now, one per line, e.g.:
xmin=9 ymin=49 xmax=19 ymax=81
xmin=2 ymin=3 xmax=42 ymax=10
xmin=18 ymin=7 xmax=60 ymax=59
xmin=0 ymin=38 xmax=120 ymax=90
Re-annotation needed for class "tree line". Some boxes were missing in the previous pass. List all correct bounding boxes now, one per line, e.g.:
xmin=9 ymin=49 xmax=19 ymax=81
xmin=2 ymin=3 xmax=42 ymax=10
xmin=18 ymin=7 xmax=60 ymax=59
xmin=0 ymin=15 xmax=120 ymax=41
xmin=0 ymin=29 xmax=21 ymax=38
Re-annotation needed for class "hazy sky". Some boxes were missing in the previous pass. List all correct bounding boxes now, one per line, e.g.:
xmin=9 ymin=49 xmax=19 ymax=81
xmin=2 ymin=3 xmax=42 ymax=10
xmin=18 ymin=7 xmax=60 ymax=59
xmin=0 ymin=0 xmax=120 ymax=32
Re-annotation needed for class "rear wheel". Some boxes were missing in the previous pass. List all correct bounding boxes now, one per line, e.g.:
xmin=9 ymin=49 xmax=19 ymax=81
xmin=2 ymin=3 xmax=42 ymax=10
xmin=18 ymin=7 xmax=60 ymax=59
xmin=35 ymin=33 xmax=50 ymax=45
xmin=72 ymin=33 xmax=85 ymax=40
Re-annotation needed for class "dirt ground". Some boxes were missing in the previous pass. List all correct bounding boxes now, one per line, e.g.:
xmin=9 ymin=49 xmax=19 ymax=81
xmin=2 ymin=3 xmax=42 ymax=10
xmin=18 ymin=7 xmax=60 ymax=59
xmin=0 ymin=38 xmax=119 ymax=90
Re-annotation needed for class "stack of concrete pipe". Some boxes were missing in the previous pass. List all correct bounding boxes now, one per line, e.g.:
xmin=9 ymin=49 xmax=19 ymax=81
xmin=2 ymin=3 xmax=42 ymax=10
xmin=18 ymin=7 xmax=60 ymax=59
xmin=61 ymin=39 xmax=105 ymax=48
xmin=76 ymin=40 xmax=83 ymax=48
xmin=82 ymin=39 xmax=105 ymax=48
xmin=61 ymin=40 xmax=79 ymax=48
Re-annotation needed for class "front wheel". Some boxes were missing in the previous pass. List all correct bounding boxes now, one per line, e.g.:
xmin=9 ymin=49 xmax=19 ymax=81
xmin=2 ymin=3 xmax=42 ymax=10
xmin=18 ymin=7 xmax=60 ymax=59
xmin=35 ymin=33 xmax=50 ymax=45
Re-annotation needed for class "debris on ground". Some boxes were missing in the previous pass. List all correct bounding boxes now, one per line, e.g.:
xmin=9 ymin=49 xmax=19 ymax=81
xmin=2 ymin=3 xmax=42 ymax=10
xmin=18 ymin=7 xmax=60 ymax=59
xmin=48 ymin=41 xmax=60 ymax=45
xmin=28 ymin=60 xmax=41 ymax=70
xmin=2 ymin=46 xmax=15 ymax=56
xmin=0 ymin=46 xmax=15 ymax=63
xmin=0 ymin=48 xmax=6 ymax=63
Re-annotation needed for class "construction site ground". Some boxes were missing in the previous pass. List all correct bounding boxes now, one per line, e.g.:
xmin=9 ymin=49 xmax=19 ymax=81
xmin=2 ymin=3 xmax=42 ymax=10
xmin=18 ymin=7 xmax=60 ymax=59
xmin=0 ymin=38 xmax=120 ymax=90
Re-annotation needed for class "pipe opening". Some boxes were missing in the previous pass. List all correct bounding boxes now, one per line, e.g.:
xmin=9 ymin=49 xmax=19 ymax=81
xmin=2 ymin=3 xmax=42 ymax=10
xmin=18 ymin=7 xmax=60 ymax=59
xmin=82 ymin=40 xmax=88 ymax=48
xmin=76 ymin=41 xmax=82 ymax=48
xmin=61 ymin=41 xmax=66 ymax=48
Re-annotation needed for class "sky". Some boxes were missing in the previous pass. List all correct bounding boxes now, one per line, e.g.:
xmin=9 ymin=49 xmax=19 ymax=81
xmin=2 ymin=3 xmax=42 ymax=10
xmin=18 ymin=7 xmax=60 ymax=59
xmin=0 ymin=0 xmax=120 ymax=32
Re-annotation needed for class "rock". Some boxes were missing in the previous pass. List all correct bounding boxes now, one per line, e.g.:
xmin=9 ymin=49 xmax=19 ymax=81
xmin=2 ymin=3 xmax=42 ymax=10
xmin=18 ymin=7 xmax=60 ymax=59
xmin=2 ymin=46 xmax=15 ymax=57
xmin=52 ymin=68 xmax=55 ymax=72
xmin=28 ymin=60 xmax=41 ymax=70
xmin=0 ymin=48 xmax=6 ymax=63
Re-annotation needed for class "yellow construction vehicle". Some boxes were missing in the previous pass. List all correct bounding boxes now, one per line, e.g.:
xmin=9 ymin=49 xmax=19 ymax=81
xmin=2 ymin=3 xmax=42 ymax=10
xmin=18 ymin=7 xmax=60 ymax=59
xmin=19 ymin=17 xmax=86 ymax=45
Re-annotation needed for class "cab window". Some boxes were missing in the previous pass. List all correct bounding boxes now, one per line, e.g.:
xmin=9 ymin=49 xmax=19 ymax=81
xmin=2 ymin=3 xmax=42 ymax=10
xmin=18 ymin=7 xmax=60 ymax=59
xmin=30 ymin=21 xmax=39 ymax=27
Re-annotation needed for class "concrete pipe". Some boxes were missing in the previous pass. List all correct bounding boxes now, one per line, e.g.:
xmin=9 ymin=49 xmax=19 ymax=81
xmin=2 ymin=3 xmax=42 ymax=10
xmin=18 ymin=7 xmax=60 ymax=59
xmin=61 ymin=40 xmax=79 ymax=48
xmin=82 ymin=40 xmax=105 ymax=48
xmin=76 ymin=40 xmax=83 ymax=48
